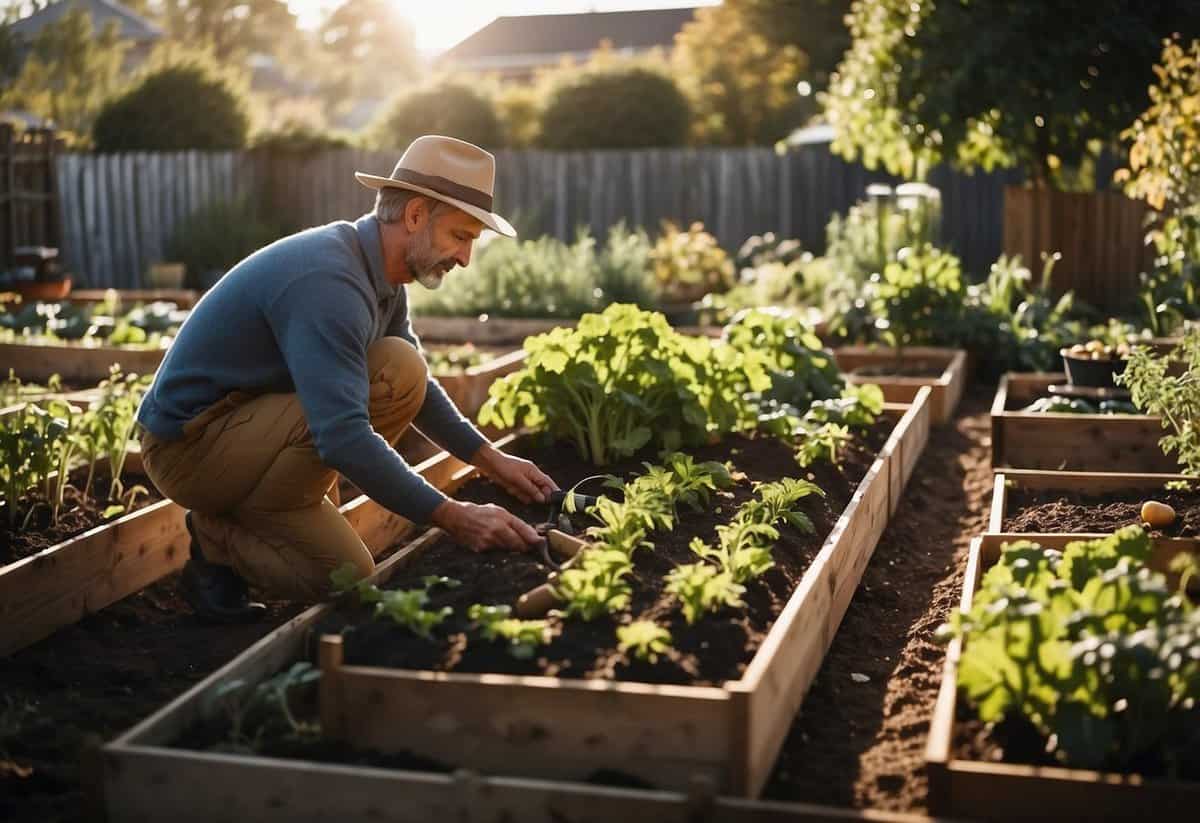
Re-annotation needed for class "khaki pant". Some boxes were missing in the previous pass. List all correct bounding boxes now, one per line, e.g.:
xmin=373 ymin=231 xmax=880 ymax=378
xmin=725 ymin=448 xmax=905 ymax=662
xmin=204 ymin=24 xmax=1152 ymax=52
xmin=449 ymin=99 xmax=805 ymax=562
xmin=141 ymin=337 xmax=427 ymax=601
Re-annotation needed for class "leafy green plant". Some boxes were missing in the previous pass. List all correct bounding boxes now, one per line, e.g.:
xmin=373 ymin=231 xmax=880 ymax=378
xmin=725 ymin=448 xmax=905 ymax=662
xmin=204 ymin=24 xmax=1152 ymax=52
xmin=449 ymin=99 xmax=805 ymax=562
xmin=866 ymin=244 xmax=965 ymax=357
xmin=722 ymin=307 xmax=842 ymax=412
xmin=616 ymin=620 xmax=673 ymax=663
xmin=480 ymin=304 xmax=769 ymax=465
xmin=650 ymin=221 xmax=735 ymax=303
xmin=794 ymin=423 xmax=853 ymax=469
xmin=666 ymin=562 xmax=745 ymax=624
xmin=332 ymin=565 xmax=458 ymax=639
xmin=467 ymin=604 xmax=549 ymax=660
xmin=203 ymin=663 xmax=321 ymax=753
xmin=84 ymin=366 xmax=147 ymax=503
xmin=165 ymin=196 xmax=280 ymax=288
xmin=1119 ymin=332 xmax=1200 ymax=475
xmin=557 ymin=454 xmax=732 ymax=620
xmin=409 ymin=225 xmax=656 ymax=320
xmin=943 ymin=526 xmax=1198 ymax=772
xmin=687 ymin=477 xmax=822 ymax=585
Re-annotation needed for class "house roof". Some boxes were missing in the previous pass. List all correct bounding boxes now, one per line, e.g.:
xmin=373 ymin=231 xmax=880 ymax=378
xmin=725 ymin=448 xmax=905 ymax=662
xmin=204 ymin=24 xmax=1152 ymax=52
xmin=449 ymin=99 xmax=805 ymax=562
xmin=11 ymin=0 xmax=163 ymax=43
xmin=438 ymin=7 xmax=698 ymax=65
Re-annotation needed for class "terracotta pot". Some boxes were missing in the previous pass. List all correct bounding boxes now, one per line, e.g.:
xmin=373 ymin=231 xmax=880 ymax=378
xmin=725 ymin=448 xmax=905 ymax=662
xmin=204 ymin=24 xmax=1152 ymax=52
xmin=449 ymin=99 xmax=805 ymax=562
xmin=13 ymin=277 xmax=72 ymax=301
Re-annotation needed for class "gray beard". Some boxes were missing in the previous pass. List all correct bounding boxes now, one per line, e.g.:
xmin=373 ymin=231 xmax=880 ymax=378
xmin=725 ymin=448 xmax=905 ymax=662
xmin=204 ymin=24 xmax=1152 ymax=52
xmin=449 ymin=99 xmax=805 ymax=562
xmin=415 ymin=269 xmax=444 ymax=290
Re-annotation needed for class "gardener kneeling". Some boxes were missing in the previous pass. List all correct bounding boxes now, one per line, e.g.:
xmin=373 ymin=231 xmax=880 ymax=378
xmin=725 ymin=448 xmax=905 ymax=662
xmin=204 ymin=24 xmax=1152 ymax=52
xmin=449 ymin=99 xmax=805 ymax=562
xmin=136 ymin=136 xmax=557 ymax=622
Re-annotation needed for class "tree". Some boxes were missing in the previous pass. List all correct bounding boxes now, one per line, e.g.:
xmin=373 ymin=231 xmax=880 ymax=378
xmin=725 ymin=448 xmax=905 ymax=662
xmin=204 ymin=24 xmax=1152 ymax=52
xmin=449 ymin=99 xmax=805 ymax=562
xmin=157 ymin=0 xmax=301 ymax=62
xmin=727 ymin=0 xmax=851 ymax=86
xmin=369 ymin=82 xmax=502 ymax=152
xmin=900 ymin=0 xmax=1200 ymax=186
xmin=538 ymin=63 xmax=690 ymax=150
xmin=824 ymin=0 xmax=1200 ymax=185
xmin=673 ymin=3 xmax=809 ymax=145
xmin=316 ymin=0 xmax=421 ymax=116
xmin=820 ymin=0 xmax=941 ymax=179
xmin=0 ymin=8 xmax=127 ymax=141
xmin=93 ymin=56 xmax=249 ymax=150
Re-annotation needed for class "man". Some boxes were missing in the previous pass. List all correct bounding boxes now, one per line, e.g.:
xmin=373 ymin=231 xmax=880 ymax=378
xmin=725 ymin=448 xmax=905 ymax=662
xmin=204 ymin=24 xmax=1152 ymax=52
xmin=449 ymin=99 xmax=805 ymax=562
xmin=137 ymin=135 xmax=557 ymax=622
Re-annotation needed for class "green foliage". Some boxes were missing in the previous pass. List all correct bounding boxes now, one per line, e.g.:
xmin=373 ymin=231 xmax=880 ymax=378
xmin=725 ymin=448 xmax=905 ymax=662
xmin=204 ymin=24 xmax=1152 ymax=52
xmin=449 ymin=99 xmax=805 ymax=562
xmin=467 ymin=604 xmax=549 ymax=660
xmin=1117 ymin=37 xmax=1200 ymax=215
xmin=203 ymin=662 xmax=320 ymax=753
xmin=721 ymin=307 xmax=842 ymax=411
xmin=616 ymin=621 xmax=673 ymax=663
xmin=727 ymin=0 xmax=851 ymax=86
xmin=650 ymin=222 xmax=735 ymax=303
xmin=865 ymin=245 xmax=965 ymax=352
xmin=408 ymin=226 xmax=656 ymax=320
xmin=369 ymin=82 xmax=502 ymax=152
xmin=336 ymin=569 xmax=458 ymax=639
xmin=666 ymin=562 xmax=746 ymax=624
xmin=480 ymin=305 xmax=769 ymax=465
xmin=0 ymin=8 xmax=127 ymax=142
xmin=945 ymin=527 xmax=1199 ymax=772
xmin=93 ymin=60 xmax=250 ymax=151
xmin=1119 ymin=332 xmax=1200 ymax=475
xmin=251 ymin=125 xmax=353 ymax=153
xmin=0 ymin=366 xmax=148 ymax=528
xmin=556 ymin=455 xmax=732 ymax=621
xmin=688 ymin=477 xmax=823 ymax=584
xmin=673 ymin=3 xmax=811 ymax=145
xmin=425 ymin=344 xmax=494 ymax=377
xmin=538 ymin=64 xmax=691 ymax=150
xmin=761 ymin=383 xmax=884 ymax=468
xmin=821 ymin=0 xmax=940 ymax=179
xmin=1137 ymin=214 xmax=1200 ymax=336
xmin=904 ymin=1 xmax=1200 ymax=185
xmin=165 ymin=197 xmax=280 ymax=287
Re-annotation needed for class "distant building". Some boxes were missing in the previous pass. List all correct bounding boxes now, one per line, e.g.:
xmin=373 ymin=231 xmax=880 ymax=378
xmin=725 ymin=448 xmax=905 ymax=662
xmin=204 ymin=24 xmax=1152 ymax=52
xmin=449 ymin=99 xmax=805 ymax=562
xmin=436 ymin=7 xmax=699 ymax=82
xmin=10 ymin=0 xmax=163 ymax=67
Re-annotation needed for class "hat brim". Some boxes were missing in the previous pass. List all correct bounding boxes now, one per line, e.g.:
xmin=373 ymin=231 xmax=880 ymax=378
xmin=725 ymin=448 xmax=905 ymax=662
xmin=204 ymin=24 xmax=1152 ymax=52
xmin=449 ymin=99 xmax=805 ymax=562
xmin=354 ymin=172 xmax=516 ymax=238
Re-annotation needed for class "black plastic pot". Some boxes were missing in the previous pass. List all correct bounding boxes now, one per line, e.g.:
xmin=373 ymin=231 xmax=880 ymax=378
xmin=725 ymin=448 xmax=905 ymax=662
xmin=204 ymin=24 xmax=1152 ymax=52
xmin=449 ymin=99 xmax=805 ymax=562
xmin=1061 ymin=350 xmax=1127 ymax=388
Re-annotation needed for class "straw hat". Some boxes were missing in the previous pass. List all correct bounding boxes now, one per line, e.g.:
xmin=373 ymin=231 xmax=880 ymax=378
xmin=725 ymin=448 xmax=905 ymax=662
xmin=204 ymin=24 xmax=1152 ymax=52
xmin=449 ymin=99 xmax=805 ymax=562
xmin=355 ymin=135 xmax=516 ymax=237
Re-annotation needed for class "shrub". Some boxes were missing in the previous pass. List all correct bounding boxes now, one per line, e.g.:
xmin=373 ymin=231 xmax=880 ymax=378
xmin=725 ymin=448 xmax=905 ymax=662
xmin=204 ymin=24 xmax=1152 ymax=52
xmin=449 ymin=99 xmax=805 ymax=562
xmin=165 ymin=197 xmax=279 ymax=288
xmin=369 ymin=82 xmax=502 ymax=151
xmin=649 ymin=222 xmax=735 ymax=303
xmin=538 ymin=65 xmax=691 ymax=150
xmin=93 ymin=62 xmax=249 ymax=151
xmin=252 ymin=125 xmax=353 ymax=154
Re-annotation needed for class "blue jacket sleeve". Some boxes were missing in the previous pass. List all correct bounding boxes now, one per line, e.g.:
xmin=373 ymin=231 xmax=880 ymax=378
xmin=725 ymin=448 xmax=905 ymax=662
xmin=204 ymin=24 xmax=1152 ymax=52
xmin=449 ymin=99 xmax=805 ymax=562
xmin=386 ymin=289 xmax=488 ymax=462
xmin=266 ymin=273 xmax=448 ymax=522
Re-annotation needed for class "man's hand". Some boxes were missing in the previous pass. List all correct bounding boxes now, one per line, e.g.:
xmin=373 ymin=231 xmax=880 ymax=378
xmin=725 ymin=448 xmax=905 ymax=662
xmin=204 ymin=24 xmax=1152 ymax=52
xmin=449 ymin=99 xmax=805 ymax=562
xmin=471 ymin=444 xmax=558 ymax=505
xmin=431 ymin=499 xmax=542 ymax=553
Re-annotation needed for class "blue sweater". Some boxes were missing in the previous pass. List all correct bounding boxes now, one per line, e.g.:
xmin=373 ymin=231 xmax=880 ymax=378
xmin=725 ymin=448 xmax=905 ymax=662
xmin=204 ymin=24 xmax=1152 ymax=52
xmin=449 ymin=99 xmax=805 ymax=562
xmin=137 ymin=213 xmax=487 ymax=522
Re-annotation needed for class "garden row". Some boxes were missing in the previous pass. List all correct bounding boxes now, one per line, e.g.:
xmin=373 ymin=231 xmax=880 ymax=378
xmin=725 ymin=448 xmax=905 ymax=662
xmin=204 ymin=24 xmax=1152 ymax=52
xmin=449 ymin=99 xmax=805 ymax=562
xmin=924 ymin=333 xmax=1200 ymax=819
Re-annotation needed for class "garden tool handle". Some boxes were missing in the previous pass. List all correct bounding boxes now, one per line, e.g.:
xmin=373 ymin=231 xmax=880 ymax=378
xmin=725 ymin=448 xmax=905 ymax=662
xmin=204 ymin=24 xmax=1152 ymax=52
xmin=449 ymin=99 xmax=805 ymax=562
xmin=515 ymin=576 xmax=560 ymax=618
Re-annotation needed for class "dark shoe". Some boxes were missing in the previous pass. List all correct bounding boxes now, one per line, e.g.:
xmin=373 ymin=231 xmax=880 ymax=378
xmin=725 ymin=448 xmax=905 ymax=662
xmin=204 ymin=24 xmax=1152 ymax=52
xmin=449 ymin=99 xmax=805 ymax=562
xmin=180 ymin=512 xmax=267 ymax=623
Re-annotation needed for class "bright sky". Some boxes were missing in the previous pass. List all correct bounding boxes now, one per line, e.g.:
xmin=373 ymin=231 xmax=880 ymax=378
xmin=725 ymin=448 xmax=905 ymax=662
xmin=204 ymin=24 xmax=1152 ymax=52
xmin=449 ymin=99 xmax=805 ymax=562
xmin=289 ymin=0 xmax=717 ymax=56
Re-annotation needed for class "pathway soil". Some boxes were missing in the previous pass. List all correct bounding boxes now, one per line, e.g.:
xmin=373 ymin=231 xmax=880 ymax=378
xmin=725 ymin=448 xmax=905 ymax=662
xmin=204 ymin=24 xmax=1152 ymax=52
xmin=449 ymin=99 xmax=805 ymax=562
xmin=762 ymin=385 xmax=994 ymax=813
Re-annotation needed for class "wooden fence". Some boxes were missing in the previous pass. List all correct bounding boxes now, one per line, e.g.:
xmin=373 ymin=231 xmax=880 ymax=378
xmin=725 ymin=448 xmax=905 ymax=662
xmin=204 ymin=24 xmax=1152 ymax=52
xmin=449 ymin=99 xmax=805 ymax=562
xmin=1 ymin=124 xmax=62 ymax=266
xmin=56 ymin=144 xmax=1028 ymax=288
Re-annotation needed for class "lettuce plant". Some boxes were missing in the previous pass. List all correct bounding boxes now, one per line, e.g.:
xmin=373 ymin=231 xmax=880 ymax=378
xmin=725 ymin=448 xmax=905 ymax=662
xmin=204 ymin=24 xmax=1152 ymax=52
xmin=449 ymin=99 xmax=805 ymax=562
xmin=480 ymin=304 xmax=769 ymax=465
xmin=467 ymin=604 xmax=549 ymax=660
xmin=616 ymin=620 xmax=673 ymax=663
xmin=944 ymin=526 xmax=1199 ymax=772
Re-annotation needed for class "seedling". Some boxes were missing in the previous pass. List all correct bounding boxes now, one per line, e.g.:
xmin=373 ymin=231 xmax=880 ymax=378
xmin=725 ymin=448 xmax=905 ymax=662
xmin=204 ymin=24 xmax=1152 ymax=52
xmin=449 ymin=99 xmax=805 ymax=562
xmin=665 ymin=562 xmax=745 ymax=624
xmin=204 ymin=663 xmax=320 ymax=753
xmin=468 ymin=604 xmax=549 ymax=659
xmin=616 ymin=620 xmax=673 ymax=663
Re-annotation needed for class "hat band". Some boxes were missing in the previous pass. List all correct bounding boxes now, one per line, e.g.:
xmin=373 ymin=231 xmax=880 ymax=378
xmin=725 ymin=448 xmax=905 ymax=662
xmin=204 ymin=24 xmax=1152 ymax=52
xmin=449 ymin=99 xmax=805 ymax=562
xmin=389 ymin=168 xmax=494 ymax=212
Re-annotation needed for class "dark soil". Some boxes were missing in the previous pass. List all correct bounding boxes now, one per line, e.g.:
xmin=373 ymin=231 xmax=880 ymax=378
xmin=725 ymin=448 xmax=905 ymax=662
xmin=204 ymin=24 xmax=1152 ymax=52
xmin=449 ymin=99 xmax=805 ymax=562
xmin=320 ymin=428 xmax=887 ymax=686
xmin=0 ymin=574 xmax=302 ymax=823
xmin=0 ymin=470 xmax=162 ymax=565
xmin=1003 ymin=487 xmax=1200 ymax=536
xmin=761 ymin=385 xmax=995 ymax=813
xmin=852 ymin=361 xmax=946 ymax=379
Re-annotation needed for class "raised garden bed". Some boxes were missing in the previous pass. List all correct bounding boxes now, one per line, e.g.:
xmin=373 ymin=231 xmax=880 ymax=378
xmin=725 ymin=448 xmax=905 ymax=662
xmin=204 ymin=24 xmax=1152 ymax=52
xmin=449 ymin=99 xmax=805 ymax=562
xmin=990 ymin=373 xmax=1174 ymax=472
xmin=925 ymin=532 xmax=1200 ymax=820
xmin=67 ymin=288 xmax=200 ymax=309
xmin=0 ymin=432 xmax=480 ymax=658
xmin=1 ymin=341 xmax=166 ymax=383
xmin=432 ymin=348 xmax=528 ymax=420
xmin=411 ymin=315 xmax=725 ymax=346
xmin=97 ymin=389 xmax=932 ymax=817
xmin=835 ymin=346 xmax=967 ymax=426
xmin=988 ymin=468 xmax=1200 ymax=537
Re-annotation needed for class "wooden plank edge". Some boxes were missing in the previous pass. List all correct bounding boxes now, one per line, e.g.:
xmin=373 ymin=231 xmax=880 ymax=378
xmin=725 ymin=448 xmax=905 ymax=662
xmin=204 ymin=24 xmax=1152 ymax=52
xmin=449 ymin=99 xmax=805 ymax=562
xmin=0 ymin=497 xmax=187 ymax=656
xmin=101 ymin=744 xmax=948 ymax=823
